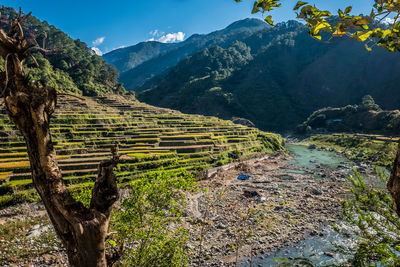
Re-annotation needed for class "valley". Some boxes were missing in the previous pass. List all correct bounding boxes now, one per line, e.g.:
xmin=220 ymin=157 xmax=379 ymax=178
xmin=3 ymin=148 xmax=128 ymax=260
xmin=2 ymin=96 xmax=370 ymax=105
xmin=0 ymin=136 xmax=384 ymax=266
xmin=105 ymin=19 xmax=400 ymax=132
xmin=0 ymin=2 xmax=399 ymax=266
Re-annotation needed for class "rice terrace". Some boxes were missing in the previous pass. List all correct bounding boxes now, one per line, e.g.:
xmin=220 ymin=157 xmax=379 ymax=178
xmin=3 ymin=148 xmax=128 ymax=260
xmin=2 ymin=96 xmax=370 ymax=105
xmin=1 ymin=0 xmax=400 ymax=266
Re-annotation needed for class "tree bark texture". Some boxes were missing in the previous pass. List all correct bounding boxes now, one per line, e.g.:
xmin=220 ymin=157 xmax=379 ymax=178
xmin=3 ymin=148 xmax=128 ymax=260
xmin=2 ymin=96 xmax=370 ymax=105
xmin=0 ymin=10 xmax=121 ymax=267
xmin=388 ymin=143 xmax=400 ymax=216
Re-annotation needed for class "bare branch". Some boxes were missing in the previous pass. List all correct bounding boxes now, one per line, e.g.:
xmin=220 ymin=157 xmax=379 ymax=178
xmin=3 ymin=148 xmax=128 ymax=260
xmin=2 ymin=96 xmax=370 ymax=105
xmin=388 ymin=143 xmax=400 ymax=216
xmin=42 ymin=32 xmax=47 ymax=49
xmin=3 ymin=53 xmax=11 ymax=93
xmin=27 ymin=45 xmax=54 ymax=54
xmin=29 ymin=53 xmax=39 ymax=67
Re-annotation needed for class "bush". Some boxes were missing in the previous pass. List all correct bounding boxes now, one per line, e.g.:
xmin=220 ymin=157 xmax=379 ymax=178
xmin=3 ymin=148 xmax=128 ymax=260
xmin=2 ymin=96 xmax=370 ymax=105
xmin=334 ymin=169 xmax=400 ymax=266
xmin=111 ymin=170 xmax=196 ymax=267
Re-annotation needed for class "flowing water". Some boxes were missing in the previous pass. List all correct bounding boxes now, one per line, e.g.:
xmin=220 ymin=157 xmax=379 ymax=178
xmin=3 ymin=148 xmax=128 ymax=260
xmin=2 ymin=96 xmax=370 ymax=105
xmin=286 ymin=144 xmax=349 ymax=170
xmin=240 ymin=144 xmax=356 ymax=266
xmin=246 ymin=224 xmax=352 ymax=266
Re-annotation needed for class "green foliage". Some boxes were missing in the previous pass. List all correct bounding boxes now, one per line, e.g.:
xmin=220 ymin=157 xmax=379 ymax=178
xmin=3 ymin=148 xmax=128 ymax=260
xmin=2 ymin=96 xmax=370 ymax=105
xmin=302 ymin=134 xmax=397 ymax=166
xmin=0 ymin=189 xmax=40 ymax=207
xmin=112 ymin=170 xmax=196 ymax=266
xmin=236 ymin=0 xmax=400 ymax=52
xmin=0 ymin=6 xmax=125 ymax=96
xmin=336 ymin=170 xmax=400 ymax=266
xmin=116 ymin=18 xmax=266 ymax=90
xmin=25 ymin=53 xmax=80 ymax=95
xmin=361 ymin=95 xmax=381 ymax=111
xmin=298 ymin=96 xmax=400 ymax=135
xmin=70 ymin=185 xmax=93 ymax=209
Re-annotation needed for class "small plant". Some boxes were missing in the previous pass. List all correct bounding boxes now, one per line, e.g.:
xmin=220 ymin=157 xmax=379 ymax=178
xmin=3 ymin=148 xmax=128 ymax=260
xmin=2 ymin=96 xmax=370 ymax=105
xmin=111 ymin=170 xmax=196 ymax=267
xmin=334 ymin=169 xmax=400 ymax=266
xmin=70 ymin=184 xmax=93 ymax=208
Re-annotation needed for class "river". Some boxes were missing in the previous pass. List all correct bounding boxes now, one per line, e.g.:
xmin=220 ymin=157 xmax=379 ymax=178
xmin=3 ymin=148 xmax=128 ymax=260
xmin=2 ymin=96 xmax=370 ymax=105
xmin=240 ymin=144 xmax=364 ymax=266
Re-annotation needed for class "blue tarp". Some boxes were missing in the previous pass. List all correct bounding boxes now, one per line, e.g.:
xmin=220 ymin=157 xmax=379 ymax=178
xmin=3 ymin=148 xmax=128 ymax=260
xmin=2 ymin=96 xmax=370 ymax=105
xmin=237 ymin=175 xmax=250 ymax=180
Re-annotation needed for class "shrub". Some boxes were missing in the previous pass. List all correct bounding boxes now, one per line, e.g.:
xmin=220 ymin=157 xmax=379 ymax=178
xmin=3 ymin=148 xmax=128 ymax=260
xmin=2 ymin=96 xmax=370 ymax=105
xmin=334 ymin=169 xmax=400 ymax=266
xmin=111 ymin=170 xmax=196 ymax=267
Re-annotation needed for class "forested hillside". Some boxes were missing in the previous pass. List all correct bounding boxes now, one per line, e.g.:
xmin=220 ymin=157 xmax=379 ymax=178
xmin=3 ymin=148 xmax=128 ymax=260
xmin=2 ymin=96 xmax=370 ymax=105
xmin=132 ymin=20 xmax=400 ymax=132
xmin=103 ymin=18 xmax=267 ymax=89
xmin=0 ymin=6 xmax=124 ymax=96
xmin=102 ymin=41 xmax=178 ymax=73
xmin=297 ymin=95 xmax=400 ymax=135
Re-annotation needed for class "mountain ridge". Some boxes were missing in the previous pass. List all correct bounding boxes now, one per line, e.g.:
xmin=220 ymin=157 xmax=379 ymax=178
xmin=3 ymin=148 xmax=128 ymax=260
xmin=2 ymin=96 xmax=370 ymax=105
xmin=135 ymin=20 xmax=400 ymax=132
xmin=103 ymin=18 xmax=269 ymax=89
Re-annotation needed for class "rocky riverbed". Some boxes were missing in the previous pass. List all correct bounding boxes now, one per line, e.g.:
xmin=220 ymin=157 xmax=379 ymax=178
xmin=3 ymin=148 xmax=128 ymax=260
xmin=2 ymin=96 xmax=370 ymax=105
xmin=0 ymin=145 xmax=356 ymax=266
xmin=184 ymin=148 xmax=351 ymax=266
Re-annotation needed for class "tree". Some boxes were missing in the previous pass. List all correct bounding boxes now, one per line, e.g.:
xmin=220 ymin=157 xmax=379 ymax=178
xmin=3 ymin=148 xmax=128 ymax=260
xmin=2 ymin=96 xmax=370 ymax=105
xmin=236 ymin=0 xmax=400 ymax=217
xmin=236 ymin=0 xmax=400 ymax=51
xmin=361 ymin=94 xmax=381 ymax=111
xmin=0 ymin=10 xmax=122 ymax=267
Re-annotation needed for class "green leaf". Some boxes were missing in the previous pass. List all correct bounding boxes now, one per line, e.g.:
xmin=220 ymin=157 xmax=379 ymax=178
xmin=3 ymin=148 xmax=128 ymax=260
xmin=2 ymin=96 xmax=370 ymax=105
xmin=344 ymin=6 xmax=352 ymax=14
xmin=311 ymin=21 xmax=332 ymax=37
xmin=354 ymin=31 xmax=373 ymax=42
xmin=294 ymin=1 xmax=308 ymax=11
xmin=264 ymin=15 xmax=274 ymax=26
xmin=252 ymin=1 xmax=260 ymax=14
xmin=312 ymin=34 xmax=322 ymax=40
xmin=381 ymin=29 xmax=392 ymax=39
xmin=361 ymin=24 xmax=369 ymax=30
xmin=108 ymin=240 xmax=117 ymax=247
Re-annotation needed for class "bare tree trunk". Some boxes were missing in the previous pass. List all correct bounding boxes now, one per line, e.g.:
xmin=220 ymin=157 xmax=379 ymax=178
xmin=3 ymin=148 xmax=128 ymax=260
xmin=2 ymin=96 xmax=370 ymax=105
xmin=388 ymin=143 xmax=400 ymax=216
xmin=0 ymin=10 xmax=122 ymax=266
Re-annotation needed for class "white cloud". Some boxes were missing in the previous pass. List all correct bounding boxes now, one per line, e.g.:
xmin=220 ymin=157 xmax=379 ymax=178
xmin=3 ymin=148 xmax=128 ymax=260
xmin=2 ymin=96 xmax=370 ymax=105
xmin=91 ymin=47 xmax=103 ymax=56
xmin=92 ymin=36 xmax=105 ymax=46
xmin=147 ymin=30 xmax=185 ymax=43
xmin=383 ymin=17 xmax=395 ymax=25
xmin=158 ymin=32 xmax=185 ymax=43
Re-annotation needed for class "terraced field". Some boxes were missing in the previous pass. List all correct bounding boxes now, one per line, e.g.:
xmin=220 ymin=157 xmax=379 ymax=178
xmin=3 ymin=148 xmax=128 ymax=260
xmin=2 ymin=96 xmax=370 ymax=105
xmin=0 ymin=94 xmax=284 ymax=206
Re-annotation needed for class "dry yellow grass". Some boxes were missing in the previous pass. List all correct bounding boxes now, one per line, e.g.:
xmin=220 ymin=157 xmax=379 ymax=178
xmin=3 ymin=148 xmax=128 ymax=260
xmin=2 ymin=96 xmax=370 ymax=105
xmin=0 ymin=172 xmax=12 ymax=180
xmin=0 ymin=161 xmax=30 ymax=169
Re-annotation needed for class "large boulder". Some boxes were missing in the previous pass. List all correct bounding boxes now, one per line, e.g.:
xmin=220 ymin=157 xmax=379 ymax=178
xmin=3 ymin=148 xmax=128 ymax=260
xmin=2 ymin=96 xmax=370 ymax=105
xmin=232 ymin=117 xmax=256 ymax=128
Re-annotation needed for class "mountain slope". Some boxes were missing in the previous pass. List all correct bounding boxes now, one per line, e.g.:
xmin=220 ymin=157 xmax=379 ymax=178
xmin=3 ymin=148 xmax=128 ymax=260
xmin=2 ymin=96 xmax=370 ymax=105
xmin=102 ymin=41 xmax=178 ymax=73
xmin=0 ymin=5 xmax=124 ymax=96
xmin=137 ymin=20 xmax=400 ymax=132
xmin=104 ymin=18 xmax=268 ymax=90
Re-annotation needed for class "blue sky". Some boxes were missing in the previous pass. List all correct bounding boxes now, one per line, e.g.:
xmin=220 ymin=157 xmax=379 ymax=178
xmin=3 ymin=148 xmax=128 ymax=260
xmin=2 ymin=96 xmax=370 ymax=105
xmin=2 ymin=0 xmax=373 ymax=54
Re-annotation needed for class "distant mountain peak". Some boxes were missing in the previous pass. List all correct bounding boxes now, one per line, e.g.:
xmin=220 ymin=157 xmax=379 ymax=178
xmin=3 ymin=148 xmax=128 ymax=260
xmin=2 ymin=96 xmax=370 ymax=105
xmin=225 ymin=18 xmax=268 ymax=30
xmin=105 ymin=17 xmax=271 ymax=88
